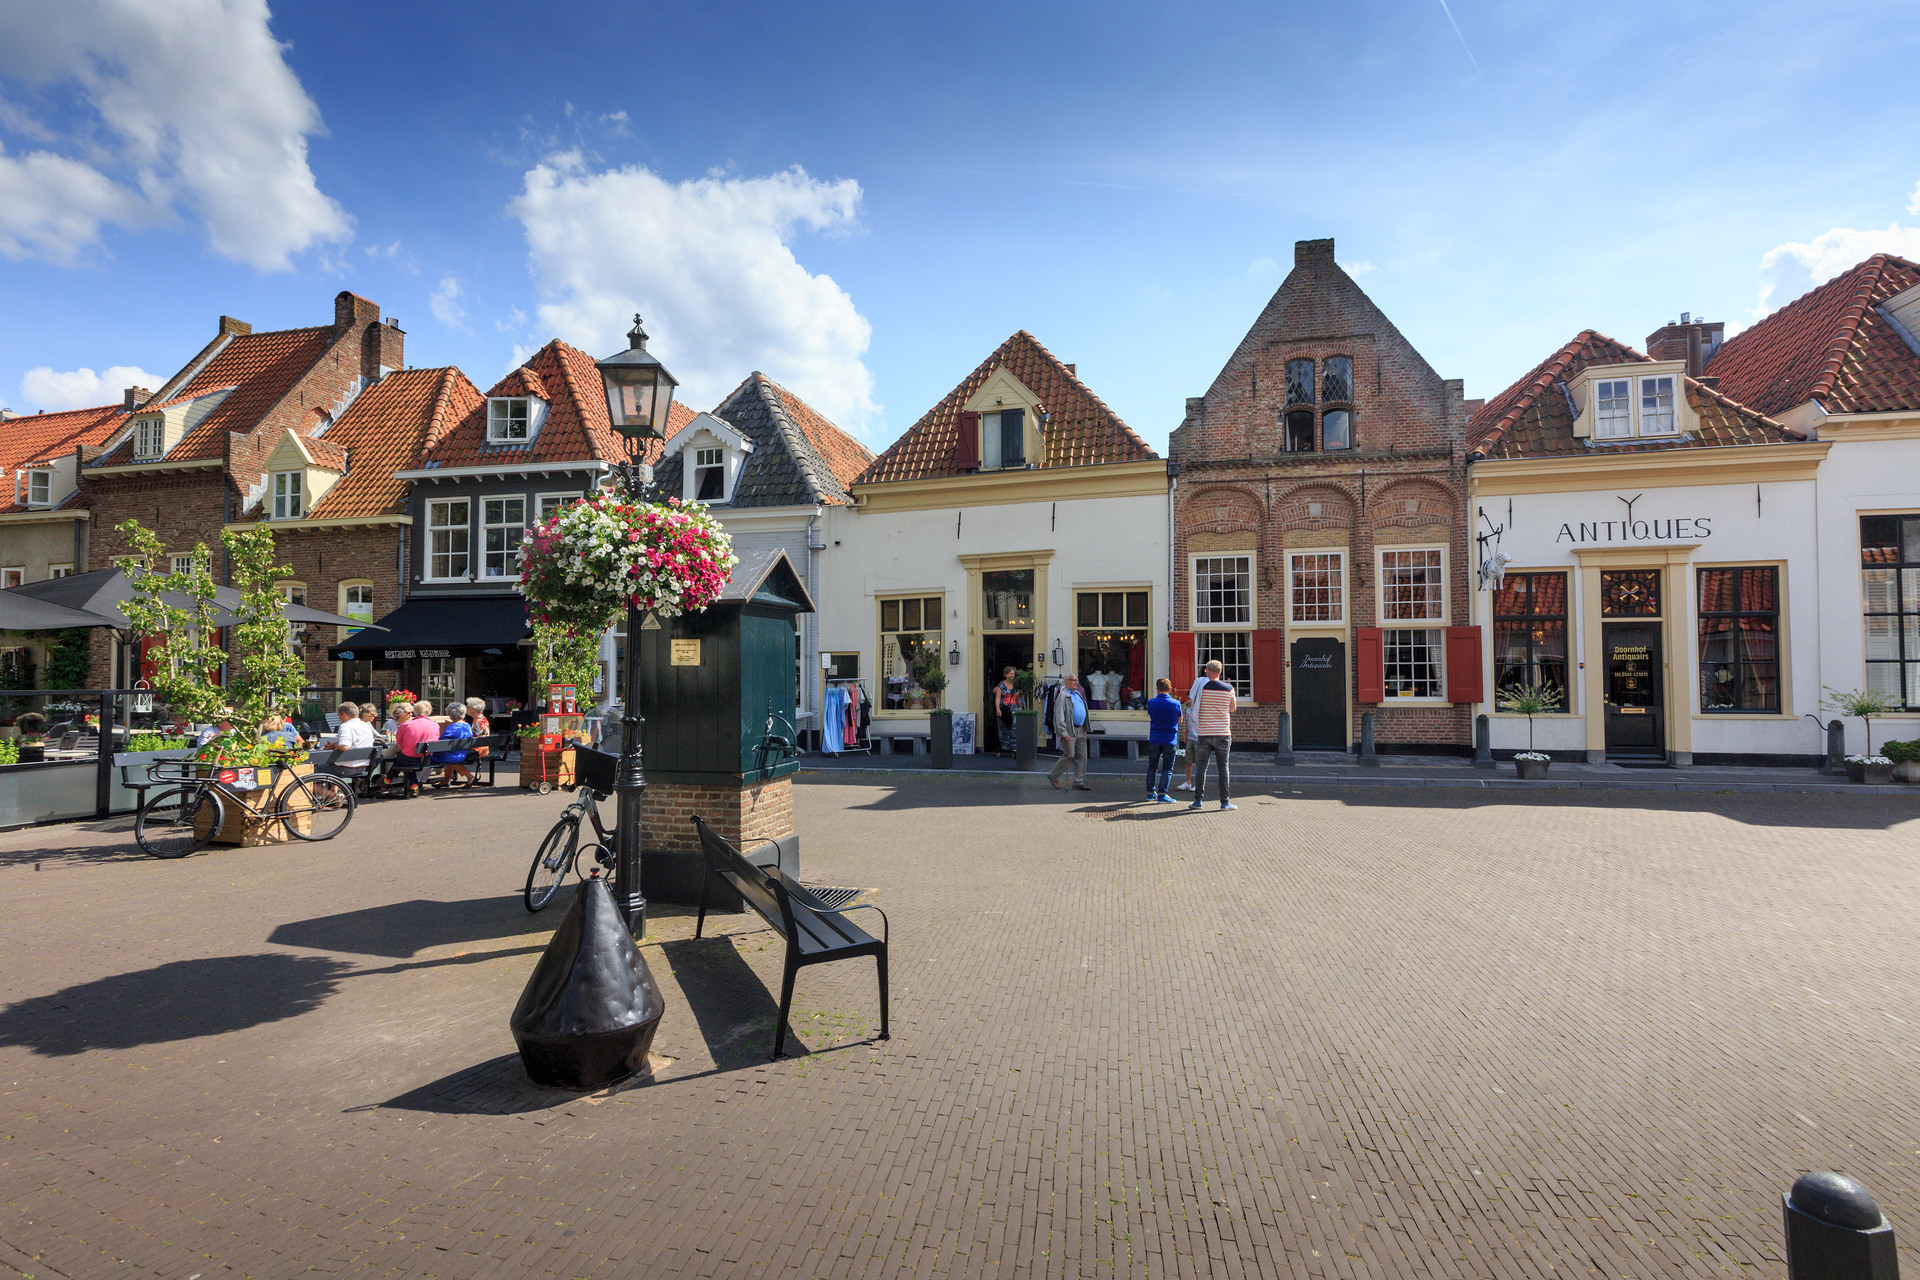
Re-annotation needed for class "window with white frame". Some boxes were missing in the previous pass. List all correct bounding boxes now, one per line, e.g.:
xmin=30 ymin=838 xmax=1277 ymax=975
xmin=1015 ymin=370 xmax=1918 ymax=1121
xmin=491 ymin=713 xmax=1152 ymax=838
xmin=279 ymin=583 xmax=307 ymax=651
xmin=482 ymin=496 xmax=526 ymax=577
xmin=0 ymin=568 xmax=21 ymax=589
xmin=693 ymin=448 xmax=725 ymax=501
xmin=487 ymin=398 xmax=531 ymax=444
xmin=536 ymin=492 xmax=580 ymax=523
xmin=1638 ymin=375 xmax=1677 ymax=435
xmin=1594 ymin=379 xmax=1633 ymax=439
xmin=981 ymin=409 xmax=1026 ymax=469
xmin=272 ymin=470 xmax=304 ymax=519
xmin=1379 ymin=547 xmax=1446 ymax=699
xmin=1192 ymin=555 xmax=1253 ymax=699
xmin=1288 ymin=552 xmax=1344 ymax=624
xmin=340 ymin=582 xmax=373 ymax=640
xmin=427 ymin=498 xmax=470 ymax=580
xmin=27 ymin=469 xmax=51 ymax=507
xmin=132 ymin=417 xmax=165 ymax=459
xmin=171 ymin=554 xmax=195 ymax=576
xmin=48 ymin=564 xmax=72 ymax=579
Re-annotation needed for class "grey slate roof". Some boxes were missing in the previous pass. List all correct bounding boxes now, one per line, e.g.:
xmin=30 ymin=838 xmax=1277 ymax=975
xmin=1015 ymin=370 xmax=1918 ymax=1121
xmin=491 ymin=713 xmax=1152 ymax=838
xmin=654 ymin=373 xmax=871 ymax=509
xmin=717 ymin=547 xmax=816 ymax=612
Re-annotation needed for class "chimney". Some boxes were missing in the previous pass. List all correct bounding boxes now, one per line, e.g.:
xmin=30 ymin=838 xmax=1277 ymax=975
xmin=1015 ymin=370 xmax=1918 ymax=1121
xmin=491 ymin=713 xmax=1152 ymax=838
xmin=219 ymin=315 xmax=252 ymax=337
xmin=123 ymin=386 xmax=152 ymax=411
xmin=1295 ymin=238 xmax=1336 ymax=270
xmin=0 ymin=408 xmax=16 ymax=420
xmin=1646 ymin=315 xmax=1726 ymax=377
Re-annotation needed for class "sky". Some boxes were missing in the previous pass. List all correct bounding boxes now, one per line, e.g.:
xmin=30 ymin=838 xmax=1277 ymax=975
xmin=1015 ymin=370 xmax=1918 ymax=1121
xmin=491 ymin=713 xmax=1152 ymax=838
xmin=2 ymin=0 xmax=1918 ymax=453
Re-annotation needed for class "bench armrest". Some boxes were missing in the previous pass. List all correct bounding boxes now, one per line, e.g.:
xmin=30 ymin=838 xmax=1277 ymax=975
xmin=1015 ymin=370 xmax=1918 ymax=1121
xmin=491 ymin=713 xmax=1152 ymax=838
xmin=781 ymin=879 xmax=888 ymax=945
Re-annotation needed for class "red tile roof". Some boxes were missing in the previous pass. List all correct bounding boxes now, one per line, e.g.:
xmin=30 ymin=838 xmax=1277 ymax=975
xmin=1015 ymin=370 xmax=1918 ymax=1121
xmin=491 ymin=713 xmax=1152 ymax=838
xmin=306 ymin=368 xmax=484 ymax=520
xmin=1468 ymin=330 xmax=1797 ymax=460
xmin=1707 ymin=254 xmax=1920 ymax=417
xmin=857 ymin=331 xmax=1155 ymax=484
xmin=761 ymin=377 xmax=874 ymax=498
xmin=419 ymin=339 xmax=674 ymax=469
xmin=0 ymin=403 xmax=125 ymax=515
xmin=120 ymin=326 xmax=335 ymax=464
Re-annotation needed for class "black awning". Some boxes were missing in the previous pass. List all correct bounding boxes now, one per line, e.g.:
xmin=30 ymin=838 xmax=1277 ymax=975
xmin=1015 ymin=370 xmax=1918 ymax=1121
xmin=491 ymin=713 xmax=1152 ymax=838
xmin=328 ymin=594 xmax=530 ymax=661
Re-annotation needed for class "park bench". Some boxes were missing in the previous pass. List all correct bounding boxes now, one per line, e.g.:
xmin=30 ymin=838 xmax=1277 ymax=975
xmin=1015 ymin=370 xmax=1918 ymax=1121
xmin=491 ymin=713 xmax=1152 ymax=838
xmin=691 ymin=815 xmax=890 ymax=1059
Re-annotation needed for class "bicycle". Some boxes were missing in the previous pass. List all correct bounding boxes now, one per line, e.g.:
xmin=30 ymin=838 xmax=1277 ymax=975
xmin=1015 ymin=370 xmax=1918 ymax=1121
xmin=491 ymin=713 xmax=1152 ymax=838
xmin=135 ymin=757 xmax=356 ymax=859
xmin=524 ymin=746 xmax=618 ymax=912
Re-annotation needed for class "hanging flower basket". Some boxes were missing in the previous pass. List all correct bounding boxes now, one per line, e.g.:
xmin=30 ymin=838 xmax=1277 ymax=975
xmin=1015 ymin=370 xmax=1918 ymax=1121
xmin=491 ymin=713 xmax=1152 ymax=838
xmin=518 ymin=495 xmax=737 ymax=632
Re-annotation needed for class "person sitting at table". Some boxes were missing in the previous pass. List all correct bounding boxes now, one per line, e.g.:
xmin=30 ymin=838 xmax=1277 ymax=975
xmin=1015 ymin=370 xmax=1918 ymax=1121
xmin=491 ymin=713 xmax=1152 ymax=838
xmin=334 ymin=701 xmax=374 ymax=751
xmin=436 ymin=704 xmax=475 ymax=788
xmin=361 ymin=704 xmax=385 ymax=741
xmin=391 ymin=705 xmax=439 ymax=798
xmin=194 ymin=711 xmax=235 ymax=748
xmin=464 ymin=697 xmax=492 ymax=761
xmin=259 ymin=713 xmax=302 ymax=750
xmin=413 ymin=698 xmax=434 ymax=722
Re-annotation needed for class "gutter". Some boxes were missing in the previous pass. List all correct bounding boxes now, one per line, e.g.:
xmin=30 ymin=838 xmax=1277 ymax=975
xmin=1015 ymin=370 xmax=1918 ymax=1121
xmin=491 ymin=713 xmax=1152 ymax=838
xmin=391 ymin=459 xmax=613 ymax=482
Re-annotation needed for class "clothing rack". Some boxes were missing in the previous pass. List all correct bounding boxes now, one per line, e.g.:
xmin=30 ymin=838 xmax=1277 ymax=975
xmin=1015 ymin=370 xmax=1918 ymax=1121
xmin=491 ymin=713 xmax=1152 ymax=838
xmin=820 ymin=677 xmax=873 ymax=755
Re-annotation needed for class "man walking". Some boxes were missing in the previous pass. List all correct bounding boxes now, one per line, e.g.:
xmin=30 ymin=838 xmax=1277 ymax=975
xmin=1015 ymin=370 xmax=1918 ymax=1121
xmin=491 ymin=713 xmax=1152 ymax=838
xmin=1049 ymin=672 xmax=1092 ymax=791
xmin=1188 ymin=660 xmax=1237 ymax=811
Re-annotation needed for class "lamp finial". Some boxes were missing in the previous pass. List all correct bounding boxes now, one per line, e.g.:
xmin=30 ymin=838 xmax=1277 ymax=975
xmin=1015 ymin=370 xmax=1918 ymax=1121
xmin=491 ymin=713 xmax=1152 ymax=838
xmin=628 ymin=314 xmax=648 ymax=350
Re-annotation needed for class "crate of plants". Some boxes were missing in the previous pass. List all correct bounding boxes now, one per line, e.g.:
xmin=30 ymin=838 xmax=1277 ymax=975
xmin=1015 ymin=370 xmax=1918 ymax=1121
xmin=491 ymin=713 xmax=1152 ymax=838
xmin=186 ymin=735 xmax=315 ymax=845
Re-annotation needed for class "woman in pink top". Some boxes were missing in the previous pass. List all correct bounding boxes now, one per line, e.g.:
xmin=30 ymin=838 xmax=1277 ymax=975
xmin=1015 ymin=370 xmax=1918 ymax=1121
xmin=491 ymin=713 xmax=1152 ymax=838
xmin=392 ymin=704 xmax=441 ymax=798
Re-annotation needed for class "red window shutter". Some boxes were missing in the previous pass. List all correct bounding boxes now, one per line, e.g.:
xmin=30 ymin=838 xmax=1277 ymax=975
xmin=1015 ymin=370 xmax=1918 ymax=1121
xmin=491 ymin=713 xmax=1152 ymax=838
xmin=1168 ymin=631 xmax=1195 ymax=693
xmin=954 ymin=411 xmax=980 ymax=471
xmin=1251 ymin=629 xmax=1285 ymax=703
xmin=138 ymin=634 xmax=164 ymax=684
xmin=1445 ymin=625 xmax=1483 ymax=704
xmin=1356 ymin=627 xmax=1384 ymax=703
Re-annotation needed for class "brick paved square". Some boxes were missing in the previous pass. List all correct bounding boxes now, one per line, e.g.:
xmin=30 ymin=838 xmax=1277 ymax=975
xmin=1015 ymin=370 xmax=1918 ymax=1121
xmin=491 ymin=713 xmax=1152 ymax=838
xmin=0 ymin=775 xmax=1915 ymax=1278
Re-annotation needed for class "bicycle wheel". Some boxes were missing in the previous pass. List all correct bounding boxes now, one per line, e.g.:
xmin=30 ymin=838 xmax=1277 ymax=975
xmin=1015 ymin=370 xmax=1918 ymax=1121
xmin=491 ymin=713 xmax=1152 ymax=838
xmin=136 ymin=786 xmax=223 ymax=859
xmin=525 ymin=812 xmax=580 ymax=912
xmin=278 ymin=773 xmax=356 ymax=841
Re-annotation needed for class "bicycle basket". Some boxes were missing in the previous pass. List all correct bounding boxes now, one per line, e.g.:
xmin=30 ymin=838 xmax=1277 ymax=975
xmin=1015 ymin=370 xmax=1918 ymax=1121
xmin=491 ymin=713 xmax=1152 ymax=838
xmin=573 ymin=745 xmax=618 ymax=797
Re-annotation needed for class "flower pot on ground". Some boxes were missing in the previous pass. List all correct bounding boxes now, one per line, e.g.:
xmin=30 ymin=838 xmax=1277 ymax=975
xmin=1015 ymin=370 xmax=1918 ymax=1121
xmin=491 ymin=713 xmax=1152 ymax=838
xmin=929 ymin=709 xmax=954 ymax=769
xmin=1514 ymin=752 xmax=1551 ymax=781
xmin=1894 ymin=761 xmax=1920 ymax=784
xmin=1883 ymin=739 xmax=1920 ymax=783
xmin=1844 ymin=756 xmax=1894 ymax=785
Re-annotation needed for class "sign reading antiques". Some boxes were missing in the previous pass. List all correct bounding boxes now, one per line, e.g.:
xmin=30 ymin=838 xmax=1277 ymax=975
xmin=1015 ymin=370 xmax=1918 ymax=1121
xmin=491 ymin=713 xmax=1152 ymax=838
xmin=1554 ymin=493 xmax=1712 ymax=545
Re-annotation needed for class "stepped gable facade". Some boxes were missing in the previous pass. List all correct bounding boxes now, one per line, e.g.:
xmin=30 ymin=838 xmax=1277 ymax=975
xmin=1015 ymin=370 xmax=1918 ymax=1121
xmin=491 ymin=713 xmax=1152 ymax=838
xmin=1169 ymin=237 xmax=1473 ymax=754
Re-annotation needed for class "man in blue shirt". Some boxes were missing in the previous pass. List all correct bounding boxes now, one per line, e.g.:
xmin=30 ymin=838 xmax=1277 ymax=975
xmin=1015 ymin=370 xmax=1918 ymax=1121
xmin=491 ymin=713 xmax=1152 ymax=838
xmin=1048 ymin=673 xmax=1092 ymax=791
xmin=1144 ymin=678 xmax=1181 ymax=801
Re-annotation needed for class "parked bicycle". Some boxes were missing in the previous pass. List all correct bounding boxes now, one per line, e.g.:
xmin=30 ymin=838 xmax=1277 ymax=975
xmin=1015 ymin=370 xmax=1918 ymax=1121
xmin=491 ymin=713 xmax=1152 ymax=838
xmin=135 ymin=757 xmax=355 ymax=859
xmin=524 ymin=746 xmax=618 ymax=912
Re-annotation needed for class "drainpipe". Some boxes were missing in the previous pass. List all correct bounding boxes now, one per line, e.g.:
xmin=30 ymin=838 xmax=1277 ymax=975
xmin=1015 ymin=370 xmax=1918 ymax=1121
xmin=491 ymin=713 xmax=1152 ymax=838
xmin=806 ymin=510 xmax=825 ymax=735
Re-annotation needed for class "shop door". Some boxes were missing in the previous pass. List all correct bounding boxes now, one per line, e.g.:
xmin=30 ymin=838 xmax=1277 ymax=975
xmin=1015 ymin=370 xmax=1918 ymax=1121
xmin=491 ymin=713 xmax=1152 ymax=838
xmin=1290 ymin=637 xmax=1346 ymax=750
xmin=1603 ymin=624 xmax=1664 ymax=759
xmin=981 ymin=634 xmax=1033 ymax=754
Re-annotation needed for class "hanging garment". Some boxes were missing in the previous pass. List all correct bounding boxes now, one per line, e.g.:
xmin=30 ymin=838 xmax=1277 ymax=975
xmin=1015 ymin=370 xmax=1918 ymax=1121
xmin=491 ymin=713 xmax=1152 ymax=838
xmin=843 ymin=684 xmax=860 ymax=746
xmin=822 ymin=685 xmax=845 ymax=754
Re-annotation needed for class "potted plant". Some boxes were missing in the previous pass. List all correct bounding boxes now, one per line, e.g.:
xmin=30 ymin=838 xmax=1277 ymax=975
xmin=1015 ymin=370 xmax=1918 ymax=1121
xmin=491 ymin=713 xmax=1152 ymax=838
xmin=1884 ymin=738 xmax=1920 ymax=784
xmin=14 ymin=711 xmax=46 ymax=764
xmin=1497 ymin=681 xmax=1562 ymax=780
xmin=1822 ymin=687 xmax=1903 ymax=783
xmin=918 ymin=658 xmax=953 ymax=768
xmin=1011 ymin=667 xmax=1040 ymax=769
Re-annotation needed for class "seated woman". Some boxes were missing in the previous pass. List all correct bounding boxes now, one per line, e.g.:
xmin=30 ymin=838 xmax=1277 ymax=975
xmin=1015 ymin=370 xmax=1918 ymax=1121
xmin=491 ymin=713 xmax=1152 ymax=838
xmin=259 ymin=714 xmax=302 ymax=750
xmin=436 ymin=704 xmax=475 ymax=787
xmin=390 ymin=705 xmax=439 ymax=798
xmin=464 ymin=697 xmax=492 ymax=763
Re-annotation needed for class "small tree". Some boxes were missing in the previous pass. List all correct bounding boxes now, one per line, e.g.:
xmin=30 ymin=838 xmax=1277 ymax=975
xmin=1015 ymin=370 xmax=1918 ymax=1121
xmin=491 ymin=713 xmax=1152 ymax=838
xmin=222 ymin=525 xmax=306 ymax=733
xmin=531 ymin=620 xmax=602 ymax=702
xmin=115 ymin=522 xmax=228 ymax=729
xmin=1822 ymin=686 xmax=1904 ymax=756
xmin=1496 ymin=680 xmax=1563 ymax=755
xmin=1011 ymin=665 xmax=1038 ymax=711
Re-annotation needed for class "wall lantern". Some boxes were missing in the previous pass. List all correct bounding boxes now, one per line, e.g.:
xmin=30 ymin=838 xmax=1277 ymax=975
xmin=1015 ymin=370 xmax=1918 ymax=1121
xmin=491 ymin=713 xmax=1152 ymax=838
xmin=595 ymin=314 xmax=679 ymax=441
xmin=948 ymin=639 xmax=962 ymax=666
xmin=1051 ymin=638 xmax=1066 ymax=667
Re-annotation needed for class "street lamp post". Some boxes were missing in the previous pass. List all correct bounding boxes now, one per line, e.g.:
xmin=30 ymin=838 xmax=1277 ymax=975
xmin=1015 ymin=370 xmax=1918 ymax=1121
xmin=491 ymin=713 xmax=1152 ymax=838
xmin=596 ymin=315 xmax=679 ymax=937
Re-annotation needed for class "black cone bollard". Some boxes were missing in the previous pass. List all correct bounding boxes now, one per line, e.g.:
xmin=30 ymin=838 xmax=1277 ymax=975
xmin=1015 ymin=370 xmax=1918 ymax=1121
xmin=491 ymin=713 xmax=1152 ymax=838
xmin=511 ymin=875 xmax=665 ymax=1090
xmin=1783 ymin=1171 xmax=1898 ymax=1279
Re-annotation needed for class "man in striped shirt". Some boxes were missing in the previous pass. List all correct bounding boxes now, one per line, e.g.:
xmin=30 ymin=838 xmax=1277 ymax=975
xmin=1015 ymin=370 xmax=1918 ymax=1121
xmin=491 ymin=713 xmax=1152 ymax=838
xmin=1188 ymin=660 xmax=1237 ymax=811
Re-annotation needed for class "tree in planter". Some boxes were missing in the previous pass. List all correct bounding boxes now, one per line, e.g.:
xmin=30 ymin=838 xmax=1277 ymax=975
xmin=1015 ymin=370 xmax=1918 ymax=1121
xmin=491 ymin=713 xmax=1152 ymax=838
xmin=1496 ymin=681 xmax=1563 ymax=759
xmin=912 ymin=653 xmax=948 ymax=709
xmin=1010 ymin=666 xmax=1038 ymax=711
xmin=115 ymin=523 xmax=228 ymax=731
xmin=223 ymin=526 xmax=307 ymax=740
xmin=531 ymin=620 xmax=603 ymax=703
xmin=1822 ymin=686 xmax=1904 ymax=758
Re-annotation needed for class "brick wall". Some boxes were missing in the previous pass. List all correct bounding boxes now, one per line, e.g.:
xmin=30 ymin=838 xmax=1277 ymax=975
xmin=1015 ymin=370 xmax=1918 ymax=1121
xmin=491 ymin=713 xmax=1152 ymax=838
xmin=641 ymin=777 xmax=795 ymax=854
xmin=82 ymin=471 xmax=231 ymax=687
xmin=1170 ymin=238 xmax=1473 ymax=751
xmin=273 ymin=524 xmax=404 ymax=686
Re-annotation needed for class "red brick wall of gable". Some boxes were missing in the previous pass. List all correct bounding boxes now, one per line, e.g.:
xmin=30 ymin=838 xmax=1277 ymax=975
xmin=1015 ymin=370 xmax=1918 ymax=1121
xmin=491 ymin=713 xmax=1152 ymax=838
xmin=271 ymin=523 xmax=405 ymax=687
xmin=1171 ymin=241 xmax=1472 ymax=752
xmin=80 ymin=469 xmax=231 ymax=687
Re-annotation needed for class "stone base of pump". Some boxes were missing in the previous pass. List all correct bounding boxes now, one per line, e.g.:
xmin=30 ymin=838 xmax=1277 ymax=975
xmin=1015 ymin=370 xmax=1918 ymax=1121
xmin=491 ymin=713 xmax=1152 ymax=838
xmin=640 ymin=775 xmax=797 ymax=908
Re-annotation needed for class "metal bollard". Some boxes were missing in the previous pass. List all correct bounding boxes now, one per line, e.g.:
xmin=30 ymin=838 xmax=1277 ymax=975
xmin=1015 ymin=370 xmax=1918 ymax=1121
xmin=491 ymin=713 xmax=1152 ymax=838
xmin=1783 ymin=1171 xmax=1898 ymax=1279
xmin=1275 ymin=710 xmax=1295 ymax=767
xmin=1473 ymin=713 xmax=1495 ymax=770
xmin=1358 ymin=711 xmax=1379 ymax=768
xmin=1823 ymin=719 xmax=1848 ymax=776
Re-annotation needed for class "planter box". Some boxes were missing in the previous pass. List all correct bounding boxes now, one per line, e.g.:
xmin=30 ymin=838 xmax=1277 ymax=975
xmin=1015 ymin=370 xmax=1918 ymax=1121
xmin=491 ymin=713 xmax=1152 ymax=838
xmin=1846 ymin=759 xmax=1895 ymax=785
xmin=1515 ymin=757 xmax=1551 ymax=781
xmin=1893 ymin=760 xmax=1920 ymax=784
xmin=192 ymin=761 xmax=313 ymax=846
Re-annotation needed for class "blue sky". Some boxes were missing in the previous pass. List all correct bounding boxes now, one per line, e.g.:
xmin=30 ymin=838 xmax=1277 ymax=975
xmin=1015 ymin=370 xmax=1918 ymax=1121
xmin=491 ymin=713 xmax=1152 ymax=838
xmin=3 ymin=0 xmax=1917 ymax=451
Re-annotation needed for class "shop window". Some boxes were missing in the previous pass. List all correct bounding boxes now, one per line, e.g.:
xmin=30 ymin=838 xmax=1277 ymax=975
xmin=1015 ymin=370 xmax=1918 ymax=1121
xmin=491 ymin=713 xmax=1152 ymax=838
xmin=1601 ymin=569 xmax=1660 ymax=617
xmin=1382 ymin=629 xmax=1444 ymax=699
xmin=879 ymin=594 xmax=944 ymax=710
xmin=427 ymin=498 xmax=470 ymax=580
xmin=1320 ymin=356 xmax=1353 ymax=404
xmin=1698 ymin=567 xmax=1779 ymax=712
xmin=1594 ymin=379 xmax=1633 ymax=439
xmin=272 ymin=470 xmax=304 ymax=520
xmin=423 ymin=657 xmax=458 ymax=707
xmin=1285 ymin=359 xmax=1314 ymax=406
xmin=694 ymin=447 xmax=725 ymax=501
xmin=1862 ymin=514 xmax=1920 ymax=709
xmin=1196 ymin=633 xmax=1251 ymax=700
xmin=1285 ymin=410 xmax=1315 ymax=453
xmin=981 ymin=409 xmax=1027 ymax=470
xmin=1493 ymin=572 xmax=1568 ymax=696
xmin=1288 ymin=553 xmax=1344 ymax=624
xmin=482 ymin=496 xmax=526 ymax=577
xmin=279 ymin=582 xmax=308 ymax=654
xmin=27 ymin=469 xmax=51 ymax=507
xmin=982 ymin=569 xmax=1035 ymax=631
xmin=1321 ymin=409 xmax=1351 ymax=450
xmin=1075 ymin=589 xmax=1149 ymax=710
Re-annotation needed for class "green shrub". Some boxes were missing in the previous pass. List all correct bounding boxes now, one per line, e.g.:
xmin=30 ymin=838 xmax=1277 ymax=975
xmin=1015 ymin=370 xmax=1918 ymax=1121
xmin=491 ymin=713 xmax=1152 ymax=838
xmin=0 ymin=739 xmax=17 ymax=766
xmin=127 ymin=732 xmax=190 ymax=753
xmin=1883 ymin=739 xmax=1920 ymax=764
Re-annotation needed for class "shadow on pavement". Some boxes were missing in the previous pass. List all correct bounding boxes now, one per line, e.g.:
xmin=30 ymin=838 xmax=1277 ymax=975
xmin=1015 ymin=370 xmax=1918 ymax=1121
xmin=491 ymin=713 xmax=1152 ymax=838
xmin=658 ymin=929 xmax=806 ymax=1071
xmin=370 ymin=1052 xmax=608 ymax=1116
xmin=0 ymin=952 xmax=352 ymax=1057
xmin=268 ymin=895 xmax=536 ymax=958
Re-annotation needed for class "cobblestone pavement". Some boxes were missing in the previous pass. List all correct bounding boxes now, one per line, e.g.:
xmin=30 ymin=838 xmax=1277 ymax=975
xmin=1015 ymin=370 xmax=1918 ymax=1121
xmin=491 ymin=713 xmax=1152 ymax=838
xmin=0 ymin=776 xmax=1916 ymax=1279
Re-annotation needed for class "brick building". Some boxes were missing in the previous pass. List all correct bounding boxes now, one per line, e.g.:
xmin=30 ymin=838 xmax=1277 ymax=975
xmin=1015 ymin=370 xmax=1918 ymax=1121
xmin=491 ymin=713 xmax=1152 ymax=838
xmin=76 ymin=292 xmax=404 ymax=686
xmin=1168 ymin=238 xmax=1476 ymax=753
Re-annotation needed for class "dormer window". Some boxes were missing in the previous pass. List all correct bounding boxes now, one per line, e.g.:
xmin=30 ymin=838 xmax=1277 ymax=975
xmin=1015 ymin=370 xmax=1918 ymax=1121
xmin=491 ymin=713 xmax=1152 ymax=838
xmin=1589 ymin=373 xmax=1680 ymax=441
xmin=1595 ymin=379 xmax=1633 ymax=438
xmin=133 ymin=417 xmax=165 ymax=460
xmin=26 ymin=469 xmax=50 ymax=507
xmin=489 ymin=397 xmax=530 ymax=443
xmin=1639 ymin=376 xmax=1677 ymax=435
xmin=694 ymin=447 xmax=725 ymax=500
xmin=981 ymin=409 xmax=1026 ymax=469
xmin=272 ymin=471 xmax=304 ymax=519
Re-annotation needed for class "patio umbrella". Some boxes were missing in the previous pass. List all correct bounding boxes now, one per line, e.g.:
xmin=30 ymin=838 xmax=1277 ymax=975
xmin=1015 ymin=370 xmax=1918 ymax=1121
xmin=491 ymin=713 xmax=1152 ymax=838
xmin=0 ymin=590 xmax=126 ymax=631
xmin=5 ymin=567 xmax=382 ymax=631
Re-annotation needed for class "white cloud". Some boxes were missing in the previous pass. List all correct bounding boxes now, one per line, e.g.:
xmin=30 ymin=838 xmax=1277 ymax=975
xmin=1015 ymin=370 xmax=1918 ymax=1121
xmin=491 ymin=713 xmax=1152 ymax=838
xmin=1757 ymin=219 xmax=1920 ymax=317
xmin=430 ymin=274 xmax=469 ymax=331
xmin=1246 ymin=256 xmax=1281 ymax=281
xmin=20 ymin=363 xmax=163 ymax=411
xmin=1908 ymin=180 xmax=1920 ymax=217
xmin=1340 ymin=259 xmax=1376 ymax=276
xmin=509 ymin=155 xmax=877 ymax=431
xmin=0 ymin=0 xmax=349 ymax=269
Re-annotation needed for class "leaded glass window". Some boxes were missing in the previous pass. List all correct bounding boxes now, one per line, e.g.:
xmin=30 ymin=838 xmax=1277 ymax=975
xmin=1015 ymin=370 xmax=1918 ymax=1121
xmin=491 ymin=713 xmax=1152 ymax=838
xmin=1285 ymin=359 xmax=1314 ymax=406
xmin=1321 ymin=356 xmax=1353 ymax=403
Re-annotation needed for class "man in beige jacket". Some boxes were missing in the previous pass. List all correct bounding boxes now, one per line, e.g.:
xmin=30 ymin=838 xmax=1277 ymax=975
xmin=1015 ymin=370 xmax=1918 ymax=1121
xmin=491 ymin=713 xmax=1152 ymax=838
xmin=1049 ymin=673 xmax=1092 ymax=791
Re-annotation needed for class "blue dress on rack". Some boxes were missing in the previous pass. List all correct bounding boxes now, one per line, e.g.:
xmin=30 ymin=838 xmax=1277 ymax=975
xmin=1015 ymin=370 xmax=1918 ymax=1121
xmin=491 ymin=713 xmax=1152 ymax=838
xmin=822 ymin=685 xmax=846 ymax=754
